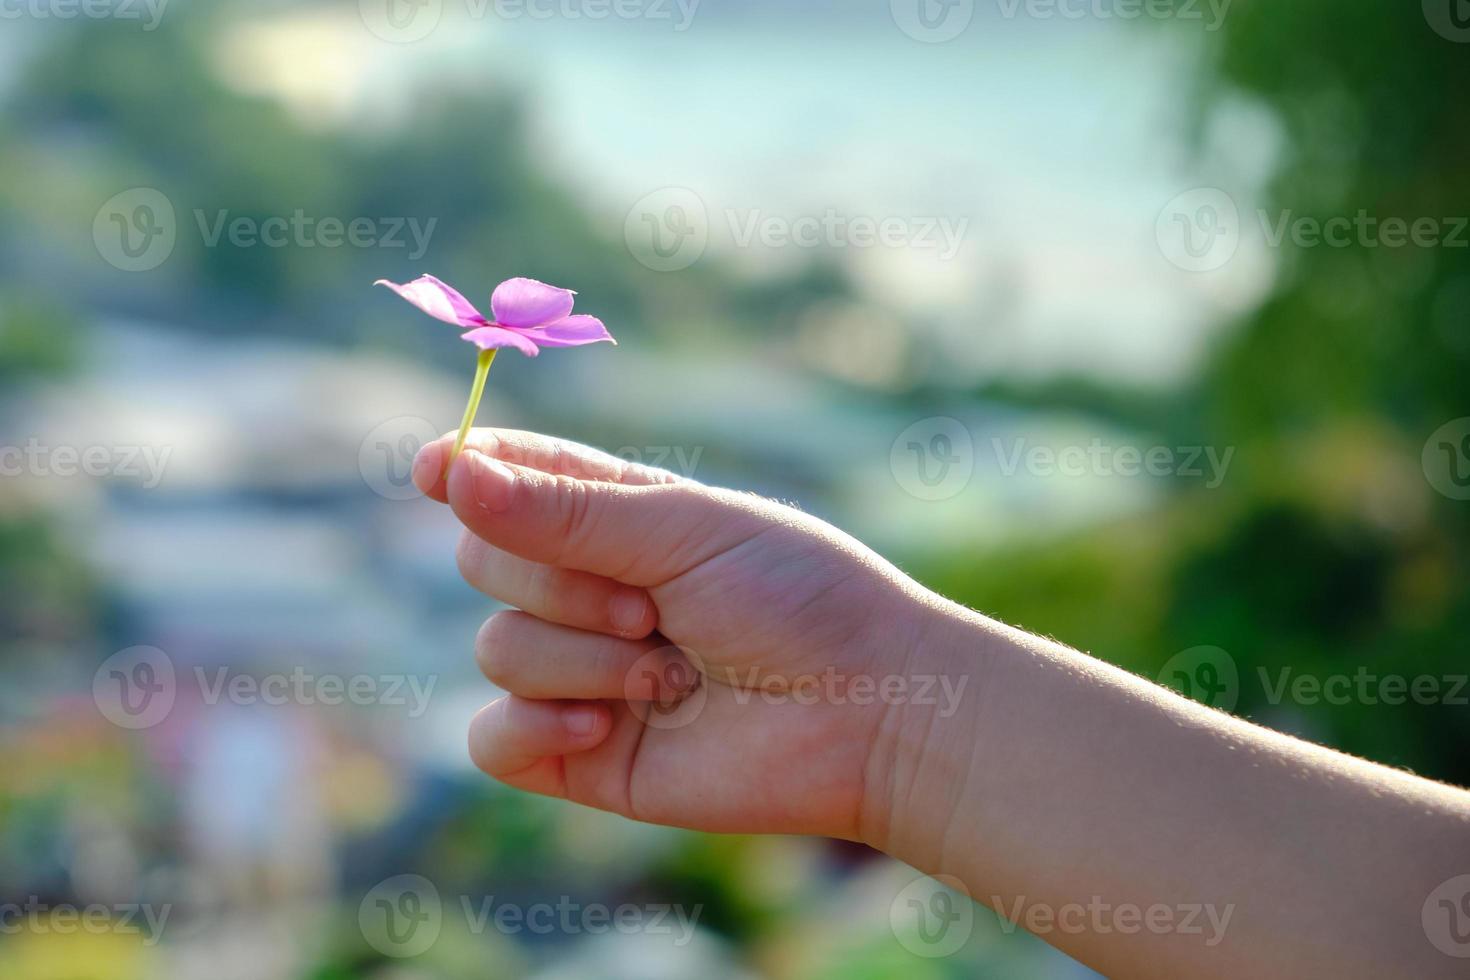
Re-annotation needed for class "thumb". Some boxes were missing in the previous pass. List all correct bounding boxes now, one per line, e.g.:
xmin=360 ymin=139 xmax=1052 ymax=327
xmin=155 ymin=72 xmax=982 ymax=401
xmin=445 ymin=448 xmax=761 ymax=586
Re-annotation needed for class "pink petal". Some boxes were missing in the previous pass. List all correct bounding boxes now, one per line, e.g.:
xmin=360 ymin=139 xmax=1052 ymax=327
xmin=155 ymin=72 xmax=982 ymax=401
xmin=460 ymin=326 xmax=540 ymax=357
xmin=490 ymin=277 xmax=575 ymax=329
xmin=376 ymin=275 xmax=489 ymax=328
xmin=513 ymin=314 xmax=616 ymax=348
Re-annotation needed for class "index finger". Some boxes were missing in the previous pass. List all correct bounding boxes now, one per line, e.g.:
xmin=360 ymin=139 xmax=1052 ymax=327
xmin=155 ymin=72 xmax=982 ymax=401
xmin=411 ymin=427 xmax=681 ymax=502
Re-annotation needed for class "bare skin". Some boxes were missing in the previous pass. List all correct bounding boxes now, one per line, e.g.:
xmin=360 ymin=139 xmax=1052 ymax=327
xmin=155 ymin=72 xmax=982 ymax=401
xmin=411 ymin=428 xmax=1470 ymax=979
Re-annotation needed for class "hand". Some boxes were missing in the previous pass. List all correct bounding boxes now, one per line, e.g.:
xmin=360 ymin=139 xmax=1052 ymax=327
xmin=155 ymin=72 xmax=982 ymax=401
xmin=411 ymin=430 xmax=1470 ymax=979
xmin=411 ymin=428 xmax=949 ymax=842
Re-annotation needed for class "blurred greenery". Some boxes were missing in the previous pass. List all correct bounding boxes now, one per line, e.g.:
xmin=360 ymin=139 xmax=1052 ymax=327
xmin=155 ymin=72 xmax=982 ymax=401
xmin=916 ymin=0 xmax=1470 ymax=786
xmin=0 ymin=1 xmax=1466 ymax=977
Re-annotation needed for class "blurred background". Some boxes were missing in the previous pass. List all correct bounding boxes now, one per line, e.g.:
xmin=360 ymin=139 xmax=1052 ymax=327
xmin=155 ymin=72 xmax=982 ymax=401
xmin=2 ymin=0 xmax=1468 ymax=976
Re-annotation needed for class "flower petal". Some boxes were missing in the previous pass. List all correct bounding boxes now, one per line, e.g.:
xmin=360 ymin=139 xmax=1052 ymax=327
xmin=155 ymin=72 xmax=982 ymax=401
xmin=513 ymin=315 xmax=616 ymax=348
xmin=460 ymin=325 xmax=540 ymax=357
xmin=490 ymin=277 xmax=575 ymax=329
xmin=376 ymin=275 xmax=489 ymax=328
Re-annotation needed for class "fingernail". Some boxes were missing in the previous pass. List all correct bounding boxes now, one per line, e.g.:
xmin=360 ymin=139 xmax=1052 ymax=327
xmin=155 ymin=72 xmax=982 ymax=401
xmin=609 ymin=587 xmax=650 ymax=635
xmin=411 ymin=447 xmax=439 ymax=494
xmin=465 ymin=452 xmax=516 ymax=512
xmin=564 ymin=705 xmax=600 ymax=737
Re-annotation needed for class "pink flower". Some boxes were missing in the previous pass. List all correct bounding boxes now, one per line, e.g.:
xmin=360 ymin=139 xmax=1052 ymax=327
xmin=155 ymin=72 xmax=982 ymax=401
xmin=374 ymin=274 xmax=615 ymax=357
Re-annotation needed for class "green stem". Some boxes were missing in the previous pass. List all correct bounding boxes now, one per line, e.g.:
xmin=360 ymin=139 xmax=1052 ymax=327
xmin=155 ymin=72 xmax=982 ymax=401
xmin=449 ymin=348 xmax=497 ymax=469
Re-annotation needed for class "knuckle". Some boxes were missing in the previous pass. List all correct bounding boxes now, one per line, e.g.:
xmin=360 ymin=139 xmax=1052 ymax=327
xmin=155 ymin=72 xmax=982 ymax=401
xmin=552 ymin=475 xmax=599 ymax=564
xmin=520 ymin=560 xmax=558 ymax=612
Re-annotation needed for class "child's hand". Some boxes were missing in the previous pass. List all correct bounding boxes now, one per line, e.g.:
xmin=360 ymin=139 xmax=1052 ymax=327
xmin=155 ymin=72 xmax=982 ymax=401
xmin=413 ymin=429 xmax=1470 ymax=978
xmin=411 ymin=429 xmax=946 ymax=842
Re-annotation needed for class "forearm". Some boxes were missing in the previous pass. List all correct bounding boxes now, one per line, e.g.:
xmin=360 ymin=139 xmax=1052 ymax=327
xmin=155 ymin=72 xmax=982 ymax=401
xmin=864 ymin=597 xmax=1470 ymax=979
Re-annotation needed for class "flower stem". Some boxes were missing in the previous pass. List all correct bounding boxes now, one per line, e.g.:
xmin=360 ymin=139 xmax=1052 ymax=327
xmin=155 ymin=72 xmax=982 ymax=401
xmin=449 ymin=348 xmax=497 ymax=469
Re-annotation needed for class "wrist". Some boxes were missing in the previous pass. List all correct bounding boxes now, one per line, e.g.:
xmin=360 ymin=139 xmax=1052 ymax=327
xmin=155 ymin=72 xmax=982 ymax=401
xmin=857 ymin=591 xmax=1000 ymax=865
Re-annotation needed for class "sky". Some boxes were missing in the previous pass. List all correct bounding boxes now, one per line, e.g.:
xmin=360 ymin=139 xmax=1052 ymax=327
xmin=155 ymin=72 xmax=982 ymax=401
xmin=199 ymin=0 xmax=1283 ymax=387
